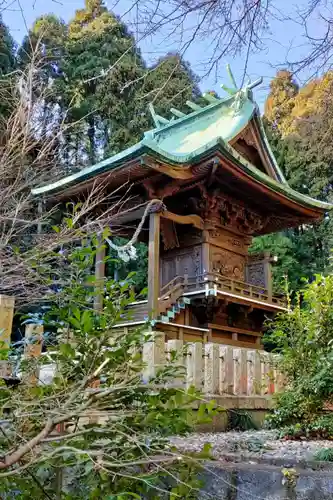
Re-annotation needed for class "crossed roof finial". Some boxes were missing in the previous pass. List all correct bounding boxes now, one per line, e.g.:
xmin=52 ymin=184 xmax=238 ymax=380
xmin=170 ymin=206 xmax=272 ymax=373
xmin=148 ymin=64 xmax=263 ymax=128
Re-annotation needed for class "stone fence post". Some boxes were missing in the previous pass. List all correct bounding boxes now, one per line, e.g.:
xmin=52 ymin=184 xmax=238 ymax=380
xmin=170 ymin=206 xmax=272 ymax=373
xmin=23 ymin=323 xmax=44 ymax=385
xmin=0 ymin=295 xmax=15 ymax=348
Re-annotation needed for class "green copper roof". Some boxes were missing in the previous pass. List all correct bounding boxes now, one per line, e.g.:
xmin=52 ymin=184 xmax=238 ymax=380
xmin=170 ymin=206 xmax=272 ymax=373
xmin=31 ymin=66 xmax=332 ymax=212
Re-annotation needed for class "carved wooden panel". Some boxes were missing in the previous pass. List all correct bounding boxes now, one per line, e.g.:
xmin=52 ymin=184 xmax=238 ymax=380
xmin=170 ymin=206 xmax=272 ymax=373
xmin=198 ymin=186 xmax=268 ymax=236
xmin=160 ymin=244 xmax=202 ymax=287
xmin=207 ymin=227 xmax=251 ymax=256
xmin=210 ymin=247 xmax=245 ymax=280
xmin=245 ymin=262 xmax=266 ymax=288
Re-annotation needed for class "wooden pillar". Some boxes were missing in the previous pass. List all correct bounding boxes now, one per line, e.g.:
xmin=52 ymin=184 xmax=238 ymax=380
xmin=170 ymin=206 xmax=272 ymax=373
xmin=147 ymin=213 xmax=160 ymax=319
xmin=94 ymin=240 xmax=106 ymax=311
xmin=0 ymin=295 xmax=15 ymax=349
xmin=202 ymin=231 xmax=210 ymax=276
xmin=24 ymin=324 xmax=43 ymax=358
xmin=264 ymin=251 xmax=273 ymax=301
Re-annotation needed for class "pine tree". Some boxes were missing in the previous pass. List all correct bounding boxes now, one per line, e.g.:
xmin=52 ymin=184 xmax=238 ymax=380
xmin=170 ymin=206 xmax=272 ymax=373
xmin=0 ymin=15 xmax=15 ymax=75
xmin=63 ymin=0 xmax=146 ymax=163
xmin=141 ymin=53 xmax=202 ymax=120
xmin=0 ymin=15 xmax=16 ymax=126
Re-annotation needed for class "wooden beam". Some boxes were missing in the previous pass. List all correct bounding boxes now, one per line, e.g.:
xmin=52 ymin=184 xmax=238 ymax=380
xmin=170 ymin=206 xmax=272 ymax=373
xmin=113 ymin=205 xmax=204 ymax=231
xmin=147 ymin=213 xmax=160 ymax=319
xmin=142 ymin=156 xmax=193 ymax=180
xmin=0 ymin=295 xmax=15 ymax=349
xmin=208 ymin=323 xmax=261 ymax=337
xmin=162 ymin=211 xmax=204 ymax=230
xmin=113 ymin=205 xmax=147 ymax=225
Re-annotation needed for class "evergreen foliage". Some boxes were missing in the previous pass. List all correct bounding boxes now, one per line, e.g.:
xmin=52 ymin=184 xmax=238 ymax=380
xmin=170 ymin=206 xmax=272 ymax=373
xmin=0 ymin=15 xmax=15 ymax=76
xmin=255 ymin=70 xmax=333 ymax=290
xmin=18 ymin=0 xmax=201 ymax=171
xmin=266 ymin=275 xmax=333 ymax=435
xmin=0 ymin=15 xmax=16 ymax=126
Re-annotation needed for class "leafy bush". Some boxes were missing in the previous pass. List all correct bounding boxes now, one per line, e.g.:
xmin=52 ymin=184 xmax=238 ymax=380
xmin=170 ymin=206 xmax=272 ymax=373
xmin=0 ymin=233 xmax=214 ymax=498
xmin=277 ymin=414 xmax=333 ymax=441
xmin=227 ymin=409 xmax=258 ymax=431
xmin=265 ymin=274 xmax=333 ymax=432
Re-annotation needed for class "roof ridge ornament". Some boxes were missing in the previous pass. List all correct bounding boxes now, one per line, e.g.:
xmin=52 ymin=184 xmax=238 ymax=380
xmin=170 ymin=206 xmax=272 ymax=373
xmin=147 ymin=64 xmax=264 ymax=127
xmin=220 ymin=65 xmax=263 ymax=114
xmin=148 ymin=103 xmax=170 ymax=128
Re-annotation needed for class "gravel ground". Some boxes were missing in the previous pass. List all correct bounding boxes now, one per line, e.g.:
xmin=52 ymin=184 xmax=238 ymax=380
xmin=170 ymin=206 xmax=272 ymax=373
xmin=171 ymin=430 xmax=333 ymax=461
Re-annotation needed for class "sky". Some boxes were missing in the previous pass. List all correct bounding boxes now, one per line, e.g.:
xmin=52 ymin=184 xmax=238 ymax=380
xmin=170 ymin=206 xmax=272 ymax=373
xmin=1 ymin=0 xmax=318 ymax=109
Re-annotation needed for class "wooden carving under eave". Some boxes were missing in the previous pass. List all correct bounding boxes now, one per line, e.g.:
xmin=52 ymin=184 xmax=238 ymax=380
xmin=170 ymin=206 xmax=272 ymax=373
xmin=199 ymin=187 xmax=268 ymax=235
xmin=191 ymin=296 xmax=221 ymax=325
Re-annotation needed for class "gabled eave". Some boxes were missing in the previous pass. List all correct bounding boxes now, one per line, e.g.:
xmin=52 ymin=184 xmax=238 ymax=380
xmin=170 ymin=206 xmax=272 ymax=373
xmin=31 ymin=135 xmax=332 ymax=216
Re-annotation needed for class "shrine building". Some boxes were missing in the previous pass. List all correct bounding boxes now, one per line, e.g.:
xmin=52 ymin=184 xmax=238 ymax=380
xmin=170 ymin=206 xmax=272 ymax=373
xmin=32 ymin=69 xmax=330 ymax=349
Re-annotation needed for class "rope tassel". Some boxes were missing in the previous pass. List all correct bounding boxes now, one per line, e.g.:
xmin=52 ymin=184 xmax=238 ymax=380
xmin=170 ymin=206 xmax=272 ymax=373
xmin=105 ymin=199 xmax=165 ymax=262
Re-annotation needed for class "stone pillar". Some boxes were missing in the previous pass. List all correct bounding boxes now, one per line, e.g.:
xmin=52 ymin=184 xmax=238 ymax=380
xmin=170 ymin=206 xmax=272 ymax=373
xmin=239 ymin=348 xmax=248 ymax=395
xmin=142 ymin=329 xmax=165 ymax=380
xmin=186 ymin=342 xmax=203 ymax=391
xmin=204 ymin=343 xmax=220 ymax=395
xmin=0 ymin=295 xmax=15 ymax=349
xmin=261 ymin=352 xmax=270 ymax=396
xmin=167 ymin=339 xmax=184 ymax=387
xmin=24 ymin=324 xmax=44 ymax=385
xmin=219 ymin=345 xmax=234 ymax=394
xmin=233 ymin=348 xmax=241 ymax=395
xmin=247 ymin=350 xmax=255 ymax=396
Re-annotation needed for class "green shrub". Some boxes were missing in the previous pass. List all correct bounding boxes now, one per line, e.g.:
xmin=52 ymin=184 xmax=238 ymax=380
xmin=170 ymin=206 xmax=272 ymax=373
xmin=265 ymin=274 xmax=333 ymax=432
xmin=277 ymin=414 xmax=333 ymax=440
xmin=266 ymin=390 xmax=322 ymax=429
xmin=0 ymin=232 xmax=214 ymax=499
xmin=314 ymin=448 xmax=333 ymax=462
xmin=227 ymin=409 xmax=258 ymax=431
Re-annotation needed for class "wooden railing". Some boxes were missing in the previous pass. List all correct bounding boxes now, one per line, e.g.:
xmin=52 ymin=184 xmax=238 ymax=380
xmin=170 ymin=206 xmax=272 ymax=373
xmin=124 ymin=272 xmax=286 ymax=323
xmin=159 ymin=275 xmax=185 ymax=298
xmin=159 ymin=272 xmax=286 ymax=309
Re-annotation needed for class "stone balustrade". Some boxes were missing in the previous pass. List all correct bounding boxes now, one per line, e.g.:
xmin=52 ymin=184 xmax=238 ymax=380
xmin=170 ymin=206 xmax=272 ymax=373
xmin=144 ymin=336 xmax=283 ymax=398
xmin=5 ymin=326 xmax=283 ymax=405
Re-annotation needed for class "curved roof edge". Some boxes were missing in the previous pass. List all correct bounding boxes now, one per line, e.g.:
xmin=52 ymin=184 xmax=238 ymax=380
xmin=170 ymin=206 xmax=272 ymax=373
xmin=31 ymin=135 xmax=332 ymax=212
